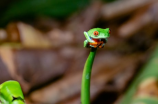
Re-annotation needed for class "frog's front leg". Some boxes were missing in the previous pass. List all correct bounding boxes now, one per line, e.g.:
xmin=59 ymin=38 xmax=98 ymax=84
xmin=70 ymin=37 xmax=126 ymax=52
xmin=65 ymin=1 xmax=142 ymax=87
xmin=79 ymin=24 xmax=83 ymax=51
xmin=84 ymin=40 xmax=98 ymax=48
xmin=89 ymin=42 xmax=98 ymax=48
xmin=84 ymin=40 xmax=89 ymax=47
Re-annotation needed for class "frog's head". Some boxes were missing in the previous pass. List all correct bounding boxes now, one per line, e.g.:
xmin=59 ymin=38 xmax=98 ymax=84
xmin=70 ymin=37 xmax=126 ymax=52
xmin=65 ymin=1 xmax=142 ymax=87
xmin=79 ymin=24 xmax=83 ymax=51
xmin=86 ymin=28 xmax=110 ymax=39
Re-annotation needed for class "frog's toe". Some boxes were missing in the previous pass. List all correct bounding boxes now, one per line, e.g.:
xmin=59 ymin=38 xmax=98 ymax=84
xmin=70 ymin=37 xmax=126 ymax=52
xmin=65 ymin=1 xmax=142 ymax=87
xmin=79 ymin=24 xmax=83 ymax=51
xmin=99 ymin=45 xmax=104 ymax=48
xmin=90 ymin=45 xmax=97 ymax=48
xmin=99 ymin=43 xmax=105 ymax=48
xmin=84 ymin=44 xmax=87 ymax=47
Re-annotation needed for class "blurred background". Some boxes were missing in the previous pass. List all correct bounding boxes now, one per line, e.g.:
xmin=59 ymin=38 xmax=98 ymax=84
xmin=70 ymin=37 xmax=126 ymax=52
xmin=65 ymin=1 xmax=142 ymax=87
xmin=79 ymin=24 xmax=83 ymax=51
xmin=0 ymin=0 xmax=158 ymax=104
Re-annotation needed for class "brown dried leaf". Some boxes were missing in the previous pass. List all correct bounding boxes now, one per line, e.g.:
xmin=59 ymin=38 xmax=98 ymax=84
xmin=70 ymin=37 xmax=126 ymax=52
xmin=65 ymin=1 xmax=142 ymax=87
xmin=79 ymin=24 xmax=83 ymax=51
xmin=17 ymin=22 xmax=52 ymax=48
xmin=101 ymin=0 xmax=153 ymax=20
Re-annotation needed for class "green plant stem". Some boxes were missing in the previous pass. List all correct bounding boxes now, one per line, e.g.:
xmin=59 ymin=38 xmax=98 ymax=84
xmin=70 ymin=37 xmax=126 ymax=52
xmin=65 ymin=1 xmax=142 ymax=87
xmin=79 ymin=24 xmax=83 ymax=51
xmin=81 ymin=48 xmax=97 ymax=104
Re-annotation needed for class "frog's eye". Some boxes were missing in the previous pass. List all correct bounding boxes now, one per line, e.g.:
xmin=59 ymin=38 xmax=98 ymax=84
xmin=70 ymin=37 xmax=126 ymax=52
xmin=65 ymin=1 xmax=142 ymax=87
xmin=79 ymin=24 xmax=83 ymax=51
xmin=109 ymin=29 xmax=111 ymax=34
xmin=93 ymin=31 xmax=99 ymax=36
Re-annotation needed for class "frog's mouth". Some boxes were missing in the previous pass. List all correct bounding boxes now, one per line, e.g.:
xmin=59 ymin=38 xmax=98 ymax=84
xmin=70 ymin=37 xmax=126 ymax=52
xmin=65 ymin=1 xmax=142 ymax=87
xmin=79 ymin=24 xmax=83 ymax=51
xmin=91 ymin=38 xmax=106 ymax=43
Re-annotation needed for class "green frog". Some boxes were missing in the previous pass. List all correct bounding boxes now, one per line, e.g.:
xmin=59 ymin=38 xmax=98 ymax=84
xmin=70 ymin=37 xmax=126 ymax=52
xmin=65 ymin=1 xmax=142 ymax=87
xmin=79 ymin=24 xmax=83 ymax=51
xmin=84 ymin=28 xmax=110 ymax=48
